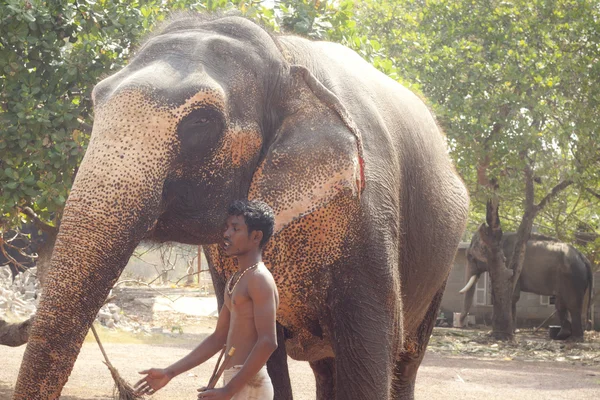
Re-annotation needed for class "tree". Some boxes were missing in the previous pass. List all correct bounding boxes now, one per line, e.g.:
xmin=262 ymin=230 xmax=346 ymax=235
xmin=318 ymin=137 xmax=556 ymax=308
xmin=418 ymin=0 xmax=599 ymax=338
xmin=353 ymin=0 xmax=599 ymax=338
xmin=0 ymin=0 xmax=162 ymax=226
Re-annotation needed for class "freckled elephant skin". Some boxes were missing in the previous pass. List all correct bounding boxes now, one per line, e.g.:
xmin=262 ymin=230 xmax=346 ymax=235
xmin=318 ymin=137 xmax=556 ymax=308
xmin=13 ymin=15 xmax=469 ymax=400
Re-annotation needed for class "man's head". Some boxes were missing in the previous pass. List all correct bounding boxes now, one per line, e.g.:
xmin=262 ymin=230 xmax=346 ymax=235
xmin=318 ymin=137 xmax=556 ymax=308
xmin=223 ymin=200 xmax=275 ymax=257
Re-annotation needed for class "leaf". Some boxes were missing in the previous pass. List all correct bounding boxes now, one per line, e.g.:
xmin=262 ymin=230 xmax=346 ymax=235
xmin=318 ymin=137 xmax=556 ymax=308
xmin=4 ymin=168 xmax=15 ymax=179
xmin=23 ymin=12 xmax=36 ymax=23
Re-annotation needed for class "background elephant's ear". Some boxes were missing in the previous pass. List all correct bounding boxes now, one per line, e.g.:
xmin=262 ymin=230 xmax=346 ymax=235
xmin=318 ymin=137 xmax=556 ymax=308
xmin=249 ymin=65 xmax=365 ymax=233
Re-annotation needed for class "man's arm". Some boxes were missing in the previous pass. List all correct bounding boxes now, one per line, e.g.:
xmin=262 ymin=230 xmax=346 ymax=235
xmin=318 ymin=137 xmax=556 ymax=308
xmin=222 ymin=273 xmax=278 ymax=395
xmin=135 ymin=303 xmax=231 ymax=394
xmin=165 ymin=303 xmax=231 ymax=378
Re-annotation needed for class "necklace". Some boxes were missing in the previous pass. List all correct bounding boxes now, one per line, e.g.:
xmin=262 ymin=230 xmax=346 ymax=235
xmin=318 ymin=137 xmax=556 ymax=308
xmin=227 ymin=263 xmax=259 ymax=295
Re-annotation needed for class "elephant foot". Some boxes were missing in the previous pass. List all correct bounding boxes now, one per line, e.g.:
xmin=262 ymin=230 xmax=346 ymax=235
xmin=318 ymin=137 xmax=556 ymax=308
xmin=565 ymin=335 xmax=584 ymax=343
xmin=554 ymin=329 xmax=572 ymax=341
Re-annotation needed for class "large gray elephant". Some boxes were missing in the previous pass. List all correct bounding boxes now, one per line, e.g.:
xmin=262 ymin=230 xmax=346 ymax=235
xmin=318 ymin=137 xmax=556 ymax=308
xmin=460 ymin=231 xmax=593 ymax=340
xmin=13 ymin=15 xmax=469 ymax=399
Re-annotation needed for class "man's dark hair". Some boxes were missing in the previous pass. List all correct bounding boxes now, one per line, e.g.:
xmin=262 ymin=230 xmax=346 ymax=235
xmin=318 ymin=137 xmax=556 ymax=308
xmin=228 ymin=200 xmax=275 ymax=248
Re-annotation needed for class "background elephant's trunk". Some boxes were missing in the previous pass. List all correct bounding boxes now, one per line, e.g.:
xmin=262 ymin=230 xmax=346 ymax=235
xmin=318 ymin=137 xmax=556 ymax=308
xmin=459 ymin=275 xmax=477 ymax=294
xmin=459 ymin=257 xmax=481 ymax=326
xmin=13 ymin=120 xmax=170 ymax=398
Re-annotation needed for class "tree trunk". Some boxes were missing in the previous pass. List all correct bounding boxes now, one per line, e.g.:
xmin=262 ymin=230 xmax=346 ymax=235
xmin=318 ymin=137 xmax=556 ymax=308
xmin=481 ymin=165 xmax=573 ymax=340
xmin=488 ymin=278 xmax=514 ymax=340
xmin=35 ymin=229 xmax=58 ymax=289
xmin=480 ymin=198 xmax=515 ymax=340
xmin=0 ymin=318 xmax=31 ymax=347
xmin=507 ymin=165 xmax=537 ymax=291
xmin=22 ymin=207 xmax=59 ymax=288
xmin=483 ymin=167 xmax=536 ymax=340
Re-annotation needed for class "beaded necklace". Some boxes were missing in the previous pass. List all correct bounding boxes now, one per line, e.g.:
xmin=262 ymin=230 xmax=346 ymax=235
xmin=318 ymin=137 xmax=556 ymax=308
xmin=227 ymin=262 xmax=260 ymax=295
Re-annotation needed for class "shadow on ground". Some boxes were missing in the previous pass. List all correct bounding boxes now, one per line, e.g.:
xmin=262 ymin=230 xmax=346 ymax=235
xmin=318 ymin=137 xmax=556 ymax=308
xmin=0 ymin=382 xmax=112 ymax=400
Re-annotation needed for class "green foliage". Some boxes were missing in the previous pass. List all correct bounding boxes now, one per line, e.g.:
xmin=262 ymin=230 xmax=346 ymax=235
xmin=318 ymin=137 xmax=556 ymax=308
xmin=277 ymin=0 xmax=354 ymax=39
xmin=0 ymin=0 xmax=169 ymax=225
xmin=411 ymin=1 xmax=598 ymax=193
xmin=353 ymin=1 xmax=599 ymax=257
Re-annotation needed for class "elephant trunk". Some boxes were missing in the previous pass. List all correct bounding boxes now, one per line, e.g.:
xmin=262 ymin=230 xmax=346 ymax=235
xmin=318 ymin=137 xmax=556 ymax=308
xmin=13 ymin=124 xmax=169 ymax=398
xmin=458 ymin=275 xmax=477 ymax=294
xmin=459 ymin=258 xmax=480 ymax=326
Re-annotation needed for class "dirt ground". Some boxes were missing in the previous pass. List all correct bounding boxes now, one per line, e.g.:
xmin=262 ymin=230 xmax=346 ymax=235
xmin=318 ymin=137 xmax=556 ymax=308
xmin=1 ymin=286 xmax=599 ymax=399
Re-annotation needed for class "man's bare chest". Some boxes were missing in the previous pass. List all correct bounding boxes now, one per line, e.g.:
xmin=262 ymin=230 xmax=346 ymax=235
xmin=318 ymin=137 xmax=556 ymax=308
xmin=225 ymin=289 xmax=253 ymax=315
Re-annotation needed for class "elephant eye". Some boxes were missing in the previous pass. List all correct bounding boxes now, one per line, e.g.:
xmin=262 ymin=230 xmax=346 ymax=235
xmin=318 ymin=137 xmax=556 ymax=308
xmin=177 ymin=108 xmax=224 ymax=151
xmin=194 ymin=117 xmax=211 ymax=126
xmin=180 ymin=108 xmax=221 ymax=131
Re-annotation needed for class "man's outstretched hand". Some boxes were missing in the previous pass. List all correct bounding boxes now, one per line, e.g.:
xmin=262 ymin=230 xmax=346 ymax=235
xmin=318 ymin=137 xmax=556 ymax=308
xmin=135 ymin=368 xmax=172 ymax=395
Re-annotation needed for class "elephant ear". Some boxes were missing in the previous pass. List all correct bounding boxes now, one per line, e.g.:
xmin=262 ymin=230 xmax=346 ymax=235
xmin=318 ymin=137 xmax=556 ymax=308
xmin=249 ymin=65 xmax=365 ymax=233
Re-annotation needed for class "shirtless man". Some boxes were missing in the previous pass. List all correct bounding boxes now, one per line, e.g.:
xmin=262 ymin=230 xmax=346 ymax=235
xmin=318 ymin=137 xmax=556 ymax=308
xmin=135 ymin=200 xmax=279 ymax=400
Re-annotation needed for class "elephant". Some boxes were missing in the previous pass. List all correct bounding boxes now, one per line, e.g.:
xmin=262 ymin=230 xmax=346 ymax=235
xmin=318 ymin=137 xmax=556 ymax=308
xmin=460 ymin=231 xmax=593 ymax=340
xmin=13 ymin=14 xmax=469 ymax=400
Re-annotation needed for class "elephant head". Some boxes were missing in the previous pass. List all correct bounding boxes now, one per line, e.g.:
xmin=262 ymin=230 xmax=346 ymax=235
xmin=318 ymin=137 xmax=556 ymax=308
xmin=458 ymin=226 xmax=489 ymax=325
xmin=459 ymin=224 xmax=509 ymax=325
xmin=14 ymin=15 xmax=364 ymax=398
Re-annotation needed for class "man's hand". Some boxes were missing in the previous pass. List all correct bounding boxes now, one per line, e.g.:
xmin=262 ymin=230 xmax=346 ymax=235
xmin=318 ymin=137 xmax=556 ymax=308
xmin=197 ymin=386 xmax=233 ymax=400
xmin=134 ymin=368 xmax=172 ymax=395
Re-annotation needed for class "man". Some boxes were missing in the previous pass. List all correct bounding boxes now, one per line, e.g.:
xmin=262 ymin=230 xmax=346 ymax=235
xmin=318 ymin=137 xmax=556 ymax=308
xmin=135 ymin=200 xmax=279 ymax=400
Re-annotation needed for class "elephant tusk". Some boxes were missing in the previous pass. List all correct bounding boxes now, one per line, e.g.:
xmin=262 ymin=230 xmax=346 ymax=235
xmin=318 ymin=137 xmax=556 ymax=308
xmin=459 ymin=275 xmax=477 ymax=294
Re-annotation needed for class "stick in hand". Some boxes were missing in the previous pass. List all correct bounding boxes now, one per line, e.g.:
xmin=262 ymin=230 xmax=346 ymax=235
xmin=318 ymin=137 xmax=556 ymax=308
xmin=205 ymin=347 xmax=236 ymax=390
xmin=208 ymin=346 xmax=226 ymax=388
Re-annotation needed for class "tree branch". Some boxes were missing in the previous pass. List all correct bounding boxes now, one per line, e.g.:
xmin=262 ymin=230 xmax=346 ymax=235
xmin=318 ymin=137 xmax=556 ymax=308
xmin=510 ymin=164 xmax=537 ymax=289
xmin=524 ymin=163 xmax=535 ymax=211
xmin=79 ymin=122 xmax=92 ymax=134
xmin=20 ymin=207 xmax=59 ymax=234
xmin=536 ymin=179 xmax=574 ymax=211
xmin=585 ymin=187 xmax=600 ymax=201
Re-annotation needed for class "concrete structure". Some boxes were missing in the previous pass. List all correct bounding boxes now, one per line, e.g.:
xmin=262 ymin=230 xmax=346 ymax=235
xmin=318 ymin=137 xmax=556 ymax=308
xmin=441 ymin=243 xmax=600 ymax=330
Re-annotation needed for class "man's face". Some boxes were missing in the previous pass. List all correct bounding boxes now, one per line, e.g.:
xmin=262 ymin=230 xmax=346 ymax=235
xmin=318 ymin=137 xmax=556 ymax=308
xmin=222 ymin=214 xmax=259 ymax=257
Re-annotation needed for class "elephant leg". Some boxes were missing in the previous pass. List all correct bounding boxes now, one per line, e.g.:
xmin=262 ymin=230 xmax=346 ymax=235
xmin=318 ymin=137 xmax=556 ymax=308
xmin=555 ymin=297 xmax=572 ymax=340
xmin=566 ymin=297 xmax=584 ymax=341
xmin=332 ymin=327 xmax=394 ymax=399
xmin=511 ymin=284 xmax=521 ymax=332
xmin=568 ymin=310 xmax=584 ymax=341
xmin=392 ymin=283 xmax=447 ymax=400
xmin=309 ymin=357 xmax=336 ymax=400
xmin=331 ymin=288 xmax=398 ymax=399
xmin=267 ymin=323 xmax=293 ymax=400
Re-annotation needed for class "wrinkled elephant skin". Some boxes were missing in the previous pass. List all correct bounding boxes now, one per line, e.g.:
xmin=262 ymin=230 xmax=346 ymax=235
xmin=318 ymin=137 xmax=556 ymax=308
xmin=14 ymin=15 xmax=469 ymax=400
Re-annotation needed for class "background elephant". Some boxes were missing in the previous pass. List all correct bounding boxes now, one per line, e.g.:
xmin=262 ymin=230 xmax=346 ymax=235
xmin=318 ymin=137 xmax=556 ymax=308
xmin=14 ymin=15 xmax=469 ymax=400
xmin=460 ymin=232 xmax=593 ymax=340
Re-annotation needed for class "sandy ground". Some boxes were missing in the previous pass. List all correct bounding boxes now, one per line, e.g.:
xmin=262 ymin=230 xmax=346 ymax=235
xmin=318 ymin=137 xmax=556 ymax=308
xmin=1 ymin=288 xmax=599 ymax=399
xmin=2 ymin=327 xmax=599 ymax=399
